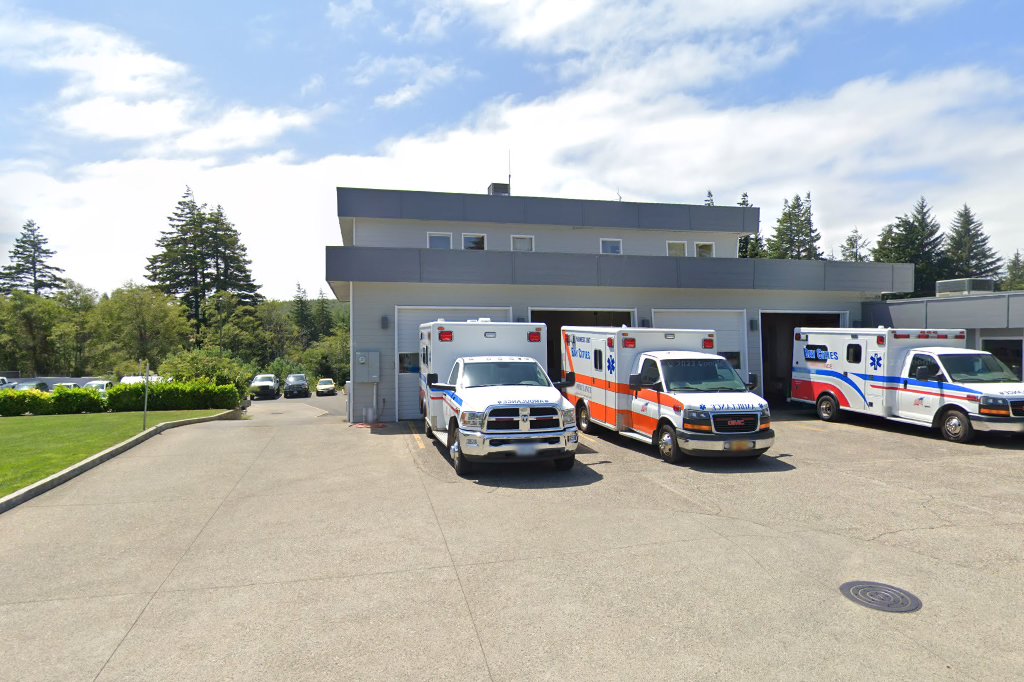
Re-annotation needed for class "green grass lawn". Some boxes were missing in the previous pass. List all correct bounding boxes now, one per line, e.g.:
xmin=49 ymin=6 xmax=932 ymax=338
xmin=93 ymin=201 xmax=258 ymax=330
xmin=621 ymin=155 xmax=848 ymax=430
xmin=0 ymin=410 xmax=224 ymax=498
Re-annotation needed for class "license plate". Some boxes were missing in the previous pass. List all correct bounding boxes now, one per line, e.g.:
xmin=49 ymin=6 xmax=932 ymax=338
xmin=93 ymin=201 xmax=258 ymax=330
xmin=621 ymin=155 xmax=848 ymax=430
xmin=729 ymin=440 xmax=753 ymax=452
xmin=514 ymin=443 xmax=539 ymax=456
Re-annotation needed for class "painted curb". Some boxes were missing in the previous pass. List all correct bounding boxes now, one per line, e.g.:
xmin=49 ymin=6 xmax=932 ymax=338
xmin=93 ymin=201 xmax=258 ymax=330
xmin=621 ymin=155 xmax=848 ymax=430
xmin=0 ymin=409 xmax=243 ymax=515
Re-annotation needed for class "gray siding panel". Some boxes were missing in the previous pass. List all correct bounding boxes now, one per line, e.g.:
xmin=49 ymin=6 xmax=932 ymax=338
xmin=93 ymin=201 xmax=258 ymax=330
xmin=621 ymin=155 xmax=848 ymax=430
xmin=420 ymin=250 xmax=513 ymax=284
xmin=638 ymin=203 xmax=684 ymax=230
xmin=925 ymin=296 xmax=1008 ymax=328
xmin=886 ymin=301 xmax=928 ymax=328
xmin=524 ymin=197 xmax=584 ymax=226
xmin=584 ymin=201 xmax=639 ymax=229
xmin=678 ymin=258 xmax=755 ymax=289
xmin=514 ymin=252 xmax=599 ymax=286
xmin=862 ymin=302 xmax=893 ymax=327
xmin=892 ymin=264 xmax=915 ymax=293
xmin=1011 ymin=297 xmax=1024 ymax=327
xmin=463 ymin=194 xmax=527 ymax=224
xmin=337 ymin=188 xmax=402 ymax=219
xmin=754 ymin=259 xmax=826 ymax=290
xmin=599 ymin=256 xmax=676 ymax=288
xmin=402 ymin=192 xmax=463 ymax=221
xmin=326 ymin=246 xmax=419 ymax=283
xmin=690 ymin=205 xmax=745 ymax=231
xmin=826 ymin=261 xmax=894 ymax=292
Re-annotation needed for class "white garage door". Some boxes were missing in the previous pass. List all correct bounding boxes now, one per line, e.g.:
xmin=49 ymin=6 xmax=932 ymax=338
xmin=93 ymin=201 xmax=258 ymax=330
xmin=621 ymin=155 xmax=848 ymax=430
xmin=395 ymin=306 xmax=512 ymax=420
xmin=652 ymin=309 xmax=747 ymax=370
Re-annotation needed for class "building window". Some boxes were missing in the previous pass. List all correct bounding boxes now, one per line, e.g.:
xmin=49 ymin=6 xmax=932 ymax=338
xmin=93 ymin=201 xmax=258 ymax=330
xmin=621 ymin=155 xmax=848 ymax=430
xmin=600 ymin=238 xmax=622 ymax=255
xmin=398 ymin=353 xmax=420 ymax=374
xmin=462 ymin=233 xmax=486 ymax=250
xmin=667 ymin=241 xmax=687 ymax=257
xmin=695 ymin=242 xmax=715 ymax=258
xmin=428 ymin=233 xmax=452 ymax=249
xmin=982 ymin=339 xmax=1023 ymax=379
xmin=511 ymin=235 xmax=534 ymax=252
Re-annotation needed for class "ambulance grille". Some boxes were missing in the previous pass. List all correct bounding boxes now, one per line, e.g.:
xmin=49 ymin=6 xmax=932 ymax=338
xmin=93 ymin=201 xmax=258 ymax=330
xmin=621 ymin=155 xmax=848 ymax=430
xmin=712 ymin=413 xmax=758 ymax=434
xmin=1012 ymin=401 xmax=1024 ymax=417
xmin=485 ymin=406 xmax=560 ymax=431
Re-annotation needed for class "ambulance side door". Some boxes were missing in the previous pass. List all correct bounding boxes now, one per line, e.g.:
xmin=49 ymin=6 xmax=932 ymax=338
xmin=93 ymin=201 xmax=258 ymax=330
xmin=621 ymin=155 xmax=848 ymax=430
xmin=629 ymin=357 xmax=663 ymax=437
xmin=897 ymin=353 xmax=944 ymax=422
xmin=441 ymin=360 xmax=463 ymax=429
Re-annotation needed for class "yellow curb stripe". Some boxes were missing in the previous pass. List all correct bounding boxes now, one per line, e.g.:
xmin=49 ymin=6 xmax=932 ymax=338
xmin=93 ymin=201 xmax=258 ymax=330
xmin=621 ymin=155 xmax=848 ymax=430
xmin=406 ymin=421 xmax=426 ymax=449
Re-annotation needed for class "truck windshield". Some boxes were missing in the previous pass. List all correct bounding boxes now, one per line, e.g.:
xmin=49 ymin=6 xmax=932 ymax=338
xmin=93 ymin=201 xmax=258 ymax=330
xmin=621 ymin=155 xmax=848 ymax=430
xmin=661 ymin=358 xmax=748 ymax=392
xmin=939 ymin=354 xmax=1019 ymax=383
xmin=463 ymin=362 xmax=551 ymax=388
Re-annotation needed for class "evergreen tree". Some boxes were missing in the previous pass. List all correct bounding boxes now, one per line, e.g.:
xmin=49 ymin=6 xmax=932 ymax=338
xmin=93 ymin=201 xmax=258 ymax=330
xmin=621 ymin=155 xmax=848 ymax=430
xmin=291 ymin=284 xmax=315 ymax=348
xmin=1004 ymin=251 xmax=1024 ymax=291
xmin=872 ymin=196 xmax=946 ymax=296
xmin=839 ymin=227 xmax=871 ymax=262
xmin=943 ymin=204 xmax=1002 ymax=279
xmin=147 ymin=188 xmax=262 ymax=332
xmin=704 ymin=191 xmax=714 ymax=206
xmin=736 ymin=193 xmax=765 ymax=258
xmin=765 ymin=193 xmax=822 ymax=260
xmin=312 ymin=289 xmax=334 ymax=341
xmin=0 ymin=220 xmax=66 ymax=296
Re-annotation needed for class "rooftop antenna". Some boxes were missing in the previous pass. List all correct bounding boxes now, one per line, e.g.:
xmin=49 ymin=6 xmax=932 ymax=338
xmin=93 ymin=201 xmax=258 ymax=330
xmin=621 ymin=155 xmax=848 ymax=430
xmin=507 ymin=149 xmax=511 ymax=194
xmin=616 ymin=187 xmax=622 ymax=202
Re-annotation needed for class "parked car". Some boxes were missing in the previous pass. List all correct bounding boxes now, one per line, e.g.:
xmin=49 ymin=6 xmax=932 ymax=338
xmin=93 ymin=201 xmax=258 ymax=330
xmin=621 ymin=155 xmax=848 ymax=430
xmin=315 ymin=378 xmax=337 ymax=396
xmin=53 ymin=382 xmax=81 ymax=390
xmin=119 ymin=375 xmax=165 ymax=385
xmin=249 ymin=374 xmax=281 ymax=399
xmin=15 ymin=381 xmax=49 ymax=392
xmin=83 ymin=380 xmax=114 ymax=395
xmin=0 ymin=377 xmax=10 ymax=389
xmin=283 ymin=374 xmax=310 ymax=398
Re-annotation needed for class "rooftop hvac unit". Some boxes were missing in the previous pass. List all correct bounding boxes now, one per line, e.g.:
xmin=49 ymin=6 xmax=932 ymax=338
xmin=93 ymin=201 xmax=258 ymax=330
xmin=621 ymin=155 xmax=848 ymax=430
xmin=487 ymin=182 xmax=510 ymax=196
xmin=935 ymin=278 xmax=995 ymax=297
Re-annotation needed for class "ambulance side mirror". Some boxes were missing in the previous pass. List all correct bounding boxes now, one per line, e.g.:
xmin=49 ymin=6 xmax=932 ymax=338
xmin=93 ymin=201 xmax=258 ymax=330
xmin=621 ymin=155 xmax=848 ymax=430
xmin=426 ymin=373 xmax=439 ymax=387
xmin=553 ymin=372 xmax=575 ymax=389
xmin=629 ymin=374 xmax=643 ymax=391
xmin=746 ymin=373 xmax=759 ymax=391
xmin=914 ymin=366 xmax=939 ymax=382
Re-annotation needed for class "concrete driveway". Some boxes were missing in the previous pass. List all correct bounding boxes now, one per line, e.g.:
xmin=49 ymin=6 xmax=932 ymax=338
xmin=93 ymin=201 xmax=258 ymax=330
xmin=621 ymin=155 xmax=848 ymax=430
xmin=1 ymin=398 xmax=1023 ymax=680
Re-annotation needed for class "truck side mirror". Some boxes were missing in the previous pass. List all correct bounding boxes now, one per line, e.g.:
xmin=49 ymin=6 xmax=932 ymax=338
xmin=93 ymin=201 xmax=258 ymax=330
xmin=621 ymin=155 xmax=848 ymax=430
xmin=426 ymin=373 xmax=439 ymax=387
xmin=554 ymin=371 xmax=576 ymax=389
xmin=629 ymin=374 xmax=643 ymax=391
xmin=746 ymin=373 xmax=759 ymax=391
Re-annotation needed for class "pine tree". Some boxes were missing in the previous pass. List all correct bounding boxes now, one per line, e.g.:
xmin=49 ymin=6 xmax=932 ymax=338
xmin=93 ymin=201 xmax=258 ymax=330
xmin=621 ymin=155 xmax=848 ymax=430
xmin=206 ymin=205 xmax=263 ymax=306
xmin=872 ymin=196 xmax=946 ymax=296
xmin=1004 ymin=251 xmax=1024 ymax=291
xmin=765 ymin=193 xmax=822 ymax=260
xmin=0 ymin=220 xmax=66 ymax=296
xmin=736 ymin=193 xmax=766 ymax=258
xmin=839 ymin=227 xmax=871 ymax=262
xmin=704 ymin=191 xmax=714 ymax=206
xmin=291 ymin=284 xmax=315 ymax=348
xmin=943 ymin=204 xmax=1002 ymax=279
xmin=312 ymin=289 xmax=334 ymax=342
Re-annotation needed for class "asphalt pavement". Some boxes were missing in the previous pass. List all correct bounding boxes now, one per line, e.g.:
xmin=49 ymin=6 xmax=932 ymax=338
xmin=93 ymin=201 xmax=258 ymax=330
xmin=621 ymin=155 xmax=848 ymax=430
xmin=1 ymin=399 xmax=1022 ymax=680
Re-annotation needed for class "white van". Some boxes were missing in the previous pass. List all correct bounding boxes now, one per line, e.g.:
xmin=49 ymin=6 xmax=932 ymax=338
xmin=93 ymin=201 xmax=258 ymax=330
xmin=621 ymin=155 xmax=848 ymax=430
xmin=561 ymin=326 xmax=773 ymax=462
xmin=791 ymin=327 xmax=1024 ymax=442
xmin=419 ymin=320 xmax=579 ymax=476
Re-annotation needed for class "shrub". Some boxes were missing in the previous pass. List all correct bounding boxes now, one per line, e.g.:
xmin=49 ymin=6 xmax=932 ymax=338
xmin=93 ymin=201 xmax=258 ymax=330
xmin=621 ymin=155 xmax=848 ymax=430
xmin=50 ymin=387 xmax=106 ymax=414
xmin=106 ymin=380 xmax=239 ymax=412
xmin=159 ymin=347 xmax=256 ymax=400
xmin=0 ymin=389 xmax=55 ymax=416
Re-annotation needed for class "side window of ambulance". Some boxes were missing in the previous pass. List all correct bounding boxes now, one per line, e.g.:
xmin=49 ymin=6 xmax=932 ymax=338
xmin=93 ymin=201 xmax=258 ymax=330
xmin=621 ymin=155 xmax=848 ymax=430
xmin=846 ymin=344 xmax=862 ymax=363
xmin=447 ymin=362 xmax=460 ymax=386
xmin=640 ymin=359 xmax=662 ymax=390
xmin=907 ymin=354 xmax=944 ymax=381
xmin=593 ymin=349 xmax=603 ymax=372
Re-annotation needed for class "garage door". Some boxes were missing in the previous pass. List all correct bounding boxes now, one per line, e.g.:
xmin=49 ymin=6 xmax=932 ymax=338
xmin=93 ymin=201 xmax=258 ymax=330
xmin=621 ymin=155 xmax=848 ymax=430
xmin=652 ymin=309 xmax=747 ymax=370
xmin=395 ymin=306 xmax=512 ymax=420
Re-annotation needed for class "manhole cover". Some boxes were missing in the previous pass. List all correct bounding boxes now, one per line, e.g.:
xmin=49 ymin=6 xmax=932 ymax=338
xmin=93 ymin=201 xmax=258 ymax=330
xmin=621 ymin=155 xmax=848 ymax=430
xmin=840 ymin=581 xmax=921 ymax=613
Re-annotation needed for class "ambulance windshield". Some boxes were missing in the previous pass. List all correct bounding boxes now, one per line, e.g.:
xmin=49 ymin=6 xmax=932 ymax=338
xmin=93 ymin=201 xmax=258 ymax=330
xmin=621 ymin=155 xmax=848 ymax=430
xmin=463 ymin=361 xmax=552 ymax=388
xmin=661 ymin=358 xmax=748 ymax=393
xmin=938 ymin=354 xmax=1019 ymax=383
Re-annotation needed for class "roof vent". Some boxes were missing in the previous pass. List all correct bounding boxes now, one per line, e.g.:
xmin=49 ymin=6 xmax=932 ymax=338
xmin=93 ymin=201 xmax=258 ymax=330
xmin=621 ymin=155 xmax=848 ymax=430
xmin=935 ymin=278 xmax=995 ymax=297
xmin=488 ymin=182 xmax=510 ymax=196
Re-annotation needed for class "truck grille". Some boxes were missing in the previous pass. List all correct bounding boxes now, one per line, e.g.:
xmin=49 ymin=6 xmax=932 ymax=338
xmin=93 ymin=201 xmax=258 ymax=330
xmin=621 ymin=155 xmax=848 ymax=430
xmin=1012 ymin=400 xmax=1024 ymax=417
xmin=712 ymin=413 xmax=759 ymax=434
xmin=486 ymin=406 xmax=560 ymax=431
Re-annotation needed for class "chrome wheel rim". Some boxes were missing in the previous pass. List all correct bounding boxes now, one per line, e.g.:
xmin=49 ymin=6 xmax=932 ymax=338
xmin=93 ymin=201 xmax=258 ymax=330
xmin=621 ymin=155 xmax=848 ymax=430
xmin=658 ymin=430 xmax=674 ymax=458
xmin=819 ymin=400 xmax=833 ymax=419
xmin=578 ymin=407 xmax=589 ymax=430
xmin=944 ymin=414 xmax=963 ymax=438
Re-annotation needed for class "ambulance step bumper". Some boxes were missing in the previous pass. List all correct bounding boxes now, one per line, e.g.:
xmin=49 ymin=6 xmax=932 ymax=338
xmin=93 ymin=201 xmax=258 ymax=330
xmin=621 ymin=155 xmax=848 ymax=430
xmin=969 ymin=415 xmax=1024 ymax=434
xmin=678 ymin=429 xmax=775 ymax=456
xmin=458 ymin=428 xmax=579 ymax=461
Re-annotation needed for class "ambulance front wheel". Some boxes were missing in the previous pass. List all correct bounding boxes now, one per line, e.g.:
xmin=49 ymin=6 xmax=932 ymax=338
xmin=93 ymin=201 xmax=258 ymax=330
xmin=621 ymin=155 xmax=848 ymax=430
xmin=939 ymin=408 xmax=974 ymax=443
xmin=576 ymin=402 xmax=594 ymax=434
xmin=815 ymin=394 xmax=842 ymax=422
xmin=657 ymin=423 xmax=684 ymax=464
xmin=447 ymin=420 xmax=473 ymax=476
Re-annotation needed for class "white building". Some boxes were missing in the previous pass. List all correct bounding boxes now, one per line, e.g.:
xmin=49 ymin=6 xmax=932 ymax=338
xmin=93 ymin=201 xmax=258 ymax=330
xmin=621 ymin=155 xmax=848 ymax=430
xmin=327 ymin=185 xmax=913 ymax=422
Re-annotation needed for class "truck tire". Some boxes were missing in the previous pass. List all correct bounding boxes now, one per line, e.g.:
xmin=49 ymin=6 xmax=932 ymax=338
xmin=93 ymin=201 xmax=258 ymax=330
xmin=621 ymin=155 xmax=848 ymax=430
xmin=939 ymin=408 xmax=974 ymax=443
xmin=553 ymin=454 xmax=575 ymax=471
xmin=424 ymin=414 xmax=434 ymax=440
xmin=576 ymin=402 xmax=593 ymax=434
xmin=447 ymin=420 xmax=472 ymax=476
xmin=816 ymin=394 xmax=841 ymax=422
xmin=657 ymin=423 xmax=684 ymax=464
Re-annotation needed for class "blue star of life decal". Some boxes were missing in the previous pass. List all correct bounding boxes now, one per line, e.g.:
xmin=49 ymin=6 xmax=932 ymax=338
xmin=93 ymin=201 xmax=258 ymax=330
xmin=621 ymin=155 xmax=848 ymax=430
xmin=699 ymin=404 xmax=706 ymax=410
xmin=607 ymin=357 xmax=615 ymax=374
xmin=869 ymin=353 xmax=883 ymax=371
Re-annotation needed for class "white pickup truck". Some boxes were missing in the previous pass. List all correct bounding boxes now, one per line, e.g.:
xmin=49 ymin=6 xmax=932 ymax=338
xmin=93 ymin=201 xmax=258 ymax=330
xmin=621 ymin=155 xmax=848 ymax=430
xmin=419 ymin=320 xmax=578 ymax=476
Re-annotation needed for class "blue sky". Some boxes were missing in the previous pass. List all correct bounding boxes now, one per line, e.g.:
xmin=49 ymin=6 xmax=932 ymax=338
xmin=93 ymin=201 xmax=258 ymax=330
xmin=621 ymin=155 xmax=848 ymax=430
xmin=1 ymin=0 xmax=1022 ymax=298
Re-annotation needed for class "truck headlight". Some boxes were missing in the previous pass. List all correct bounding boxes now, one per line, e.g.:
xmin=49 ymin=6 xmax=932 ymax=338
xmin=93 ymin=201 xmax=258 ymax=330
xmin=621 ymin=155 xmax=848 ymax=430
xmin=459 ymin=411 xmax=486 ymax=428
xmin=759 ymin=406 xmax=771 ymax=419
xmin=980 ymin=396 xmax=1009 ymax=408
xmin=684 ymin=408 xmax=711 ymax=420
xmin=560 ymin=408 xmax=575 ymax=425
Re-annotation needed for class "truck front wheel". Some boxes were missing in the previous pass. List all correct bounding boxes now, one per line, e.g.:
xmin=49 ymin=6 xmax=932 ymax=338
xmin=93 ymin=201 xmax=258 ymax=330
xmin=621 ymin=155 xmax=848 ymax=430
xmin=657 ymin=423 xmax=683 ymax=464
xmin=447 ymin=420 xmax=472 ymax=476
xmin=576 ymin=402 xmax=593 ymax=434
xmin=939 ymin=408 xmax=974 ymax=443
xmin=816 ymin=394 xmax=841 ymax=422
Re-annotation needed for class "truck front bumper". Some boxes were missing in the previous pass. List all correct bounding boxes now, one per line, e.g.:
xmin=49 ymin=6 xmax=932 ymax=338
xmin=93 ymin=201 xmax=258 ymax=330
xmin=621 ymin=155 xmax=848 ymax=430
xmin=678 ymin=429 xmax=775 ymax=456
xmin=969 ymin=414 xmax=1024 ymax=434
xmin=458 ymin=428 xmax=579 ymax=461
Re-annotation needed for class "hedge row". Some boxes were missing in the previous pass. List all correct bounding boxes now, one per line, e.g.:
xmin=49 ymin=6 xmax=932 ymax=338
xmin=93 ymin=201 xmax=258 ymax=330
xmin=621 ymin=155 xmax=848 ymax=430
xmin=0 ymin=382 xmax=239 ymax=417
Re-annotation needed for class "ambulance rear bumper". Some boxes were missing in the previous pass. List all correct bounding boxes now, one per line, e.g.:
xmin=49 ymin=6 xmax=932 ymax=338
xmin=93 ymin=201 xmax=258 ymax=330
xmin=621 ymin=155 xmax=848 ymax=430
xmin=678 ymin=429 xmax=775 ymax=456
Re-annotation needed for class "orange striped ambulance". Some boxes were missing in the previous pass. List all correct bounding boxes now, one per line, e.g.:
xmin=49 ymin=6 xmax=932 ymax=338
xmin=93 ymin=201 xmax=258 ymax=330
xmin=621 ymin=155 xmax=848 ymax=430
xmin=561 ymin=326 xmax=774 ymax=462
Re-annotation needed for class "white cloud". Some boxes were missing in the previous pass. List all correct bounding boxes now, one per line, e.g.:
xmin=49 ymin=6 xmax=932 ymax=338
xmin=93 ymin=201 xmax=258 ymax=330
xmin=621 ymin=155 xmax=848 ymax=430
xmin=300 ymin=74 xmax=325 ymax=97
xmin=326 ymin=0 xmax=373 ymax=28
xmin=172 ymin=107 xmax=324 ymax=153
xmin=56 ymin=97 xmax=192 ymax=139
xmin=352 ymin=56 xmax=460 ymax=108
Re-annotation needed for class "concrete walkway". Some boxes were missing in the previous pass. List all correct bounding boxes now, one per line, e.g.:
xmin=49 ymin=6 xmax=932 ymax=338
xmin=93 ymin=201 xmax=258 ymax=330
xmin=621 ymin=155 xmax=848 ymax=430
xmin=1 ymin=399 xmax=1022 ymax=680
